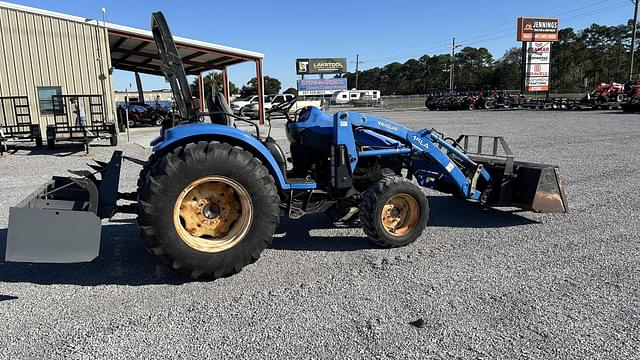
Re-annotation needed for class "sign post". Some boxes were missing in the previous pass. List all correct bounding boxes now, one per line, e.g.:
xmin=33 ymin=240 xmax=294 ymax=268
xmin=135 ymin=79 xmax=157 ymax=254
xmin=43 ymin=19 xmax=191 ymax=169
xmin=517 ymin=17 xmax=559 ymax=94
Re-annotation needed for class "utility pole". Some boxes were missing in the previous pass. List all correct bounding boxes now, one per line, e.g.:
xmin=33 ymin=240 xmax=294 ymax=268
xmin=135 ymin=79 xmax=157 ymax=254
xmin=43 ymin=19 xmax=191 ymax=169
xmin=351 ymin=54 xmax=364 ymax=90
xmin=630 ymin=0 xmax=639 ymax=81
xmin=448 ymin=37 xmax=463 ymax=93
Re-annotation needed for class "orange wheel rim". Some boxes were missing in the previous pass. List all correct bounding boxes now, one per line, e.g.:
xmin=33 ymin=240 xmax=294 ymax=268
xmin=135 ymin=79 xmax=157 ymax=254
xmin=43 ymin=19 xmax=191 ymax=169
xmin=173 ymin=176 xmax=253 ymax=253
xmin=380 ymin=193 xmax=420 ymax=237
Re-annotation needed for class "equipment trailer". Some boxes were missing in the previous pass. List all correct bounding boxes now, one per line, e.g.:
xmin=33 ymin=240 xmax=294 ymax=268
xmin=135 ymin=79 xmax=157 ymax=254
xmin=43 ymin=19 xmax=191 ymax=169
xmin=5 ymin=12 xmax=568 ymax=279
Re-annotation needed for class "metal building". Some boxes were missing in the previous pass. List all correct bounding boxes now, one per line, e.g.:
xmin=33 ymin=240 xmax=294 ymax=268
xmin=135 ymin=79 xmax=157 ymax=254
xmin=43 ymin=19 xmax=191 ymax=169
xmin=0 ymin=1 xmax=266 ymax=142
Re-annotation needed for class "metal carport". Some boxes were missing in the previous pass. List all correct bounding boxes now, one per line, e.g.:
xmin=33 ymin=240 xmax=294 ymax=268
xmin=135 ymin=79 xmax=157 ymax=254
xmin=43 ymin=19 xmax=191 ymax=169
xmin=104 ymin=22 xmax=266 ymax=124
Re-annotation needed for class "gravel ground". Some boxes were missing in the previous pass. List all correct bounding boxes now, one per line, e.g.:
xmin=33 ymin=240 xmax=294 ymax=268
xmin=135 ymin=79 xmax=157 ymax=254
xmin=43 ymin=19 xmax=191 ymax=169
xmin=0 ymin=109 xmax=639 ymax=359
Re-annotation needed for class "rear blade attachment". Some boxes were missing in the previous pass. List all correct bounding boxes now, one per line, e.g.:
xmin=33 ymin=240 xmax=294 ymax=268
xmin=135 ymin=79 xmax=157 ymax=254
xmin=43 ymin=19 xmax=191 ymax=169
xmin=456 ymin=135 xmax=568 ymax=213
xmin=5 ymin=151 xmax=123 ymax=263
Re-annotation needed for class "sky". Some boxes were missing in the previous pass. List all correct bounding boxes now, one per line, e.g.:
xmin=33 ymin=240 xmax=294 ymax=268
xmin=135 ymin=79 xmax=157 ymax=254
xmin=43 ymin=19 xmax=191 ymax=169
xmin=7 ymin=0 xmax=635 ymax=91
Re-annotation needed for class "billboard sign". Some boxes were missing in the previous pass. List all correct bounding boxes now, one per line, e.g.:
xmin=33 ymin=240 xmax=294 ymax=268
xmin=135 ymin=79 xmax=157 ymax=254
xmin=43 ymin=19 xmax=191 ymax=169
xmin=527 ymin=42 xmax=551 ymax=64
xmin=296 ymin=58 xmax=347 ymax=75
xmin=525 ymin=63 xmax=550 ymax=78
xmin=524 ymin=77 xmax=549 ymax=92
xmin=297 ymin=78 xmax=347 ymax=96
xmin=517 ymin=17 xmax=559 ymax=42
xmin=524 ymin=41 xmax=551 ymax=92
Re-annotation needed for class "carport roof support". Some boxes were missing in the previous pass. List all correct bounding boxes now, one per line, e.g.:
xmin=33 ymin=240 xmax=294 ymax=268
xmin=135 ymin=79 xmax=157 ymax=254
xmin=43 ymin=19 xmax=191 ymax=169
xmin=107 ymin=23 xmax=264 ymax=76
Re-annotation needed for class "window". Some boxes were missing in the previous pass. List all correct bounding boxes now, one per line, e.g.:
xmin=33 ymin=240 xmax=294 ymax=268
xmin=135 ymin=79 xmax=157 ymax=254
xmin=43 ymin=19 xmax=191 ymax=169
xmin=129 ymin=105 xmax=147 ymax=113
xmin=37 ymin=86 xmax=62 ymax=115
xmin=350 ymin=93 xmax=358 ymax=98
xmin=341 ymin=94 xmax=347 ymax=99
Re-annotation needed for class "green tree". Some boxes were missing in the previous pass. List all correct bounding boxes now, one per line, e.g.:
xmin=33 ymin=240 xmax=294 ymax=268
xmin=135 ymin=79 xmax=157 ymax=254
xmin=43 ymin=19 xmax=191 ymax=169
xmin=283 ymin=87 xmax=298 ymax=96
xmin=190 ymin=72 xmax=238 ymax=100
xmin=488 ymin=47 xmax=521 ymax=90
xmin=332 ymin=20 xmax=640 ymax=95
xmin=240 ymin=76 xmax=282 ymax=97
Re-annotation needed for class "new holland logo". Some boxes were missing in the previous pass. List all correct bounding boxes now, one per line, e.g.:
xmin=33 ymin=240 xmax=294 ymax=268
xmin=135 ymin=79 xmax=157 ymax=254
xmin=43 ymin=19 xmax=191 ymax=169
xmin=377 ymin=121 xmax=398 ymax=132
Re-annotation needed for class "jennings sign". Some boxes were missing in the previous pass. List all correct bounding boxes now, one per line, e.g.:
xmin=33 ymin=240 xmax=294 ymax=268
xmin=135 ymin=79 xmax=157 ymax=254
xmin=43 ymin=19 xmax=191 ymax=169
xmin=297 ymin=78 xmax=347 ymax=96
xmin=296 ymin=58 xmax=347 ymax=75
xmin=517 ymin=17 xmax=559 ymax=42
xmin=524 ymin=41 xmax=551 ymax=92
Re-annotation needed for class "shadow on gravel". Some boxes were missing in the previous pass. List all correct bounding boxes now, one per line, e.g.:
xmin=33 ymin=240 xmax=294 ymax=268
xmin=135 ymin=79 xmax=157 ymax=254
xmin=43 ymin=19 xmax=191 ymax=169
xmin=427 ymin=197 xmax=539 ymax=228
xmin=272 ymin=196 xmax=538 ymax=252
xmin=0 ymin=196 xmax=536 ymax=285
xmin=273 ymin=214 xmax=373 ymax=252
xmin=0 ymin=223 xmax=189 ymax=286
xmin=0 ymin=295 xmax=18 ymax=302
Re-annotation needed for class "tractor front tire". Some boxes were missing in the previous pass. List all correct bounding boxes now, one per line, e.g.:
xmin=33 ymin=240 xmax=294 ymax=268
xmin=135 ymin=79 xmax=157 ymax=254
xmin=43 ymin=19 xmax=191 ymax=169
xmin=359 ymin=176 xmax=429 ymax=248
xmin=137 ymin=141 xmax=280 ymax=279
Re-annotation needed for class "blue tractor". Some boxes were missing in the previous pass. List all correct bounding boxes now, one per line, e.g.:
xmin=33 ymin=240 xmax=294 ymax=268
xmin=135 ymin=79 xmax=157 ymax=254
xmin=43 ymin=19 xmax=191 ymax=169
xmin=5 ymin=13 xmax=567 ymax=279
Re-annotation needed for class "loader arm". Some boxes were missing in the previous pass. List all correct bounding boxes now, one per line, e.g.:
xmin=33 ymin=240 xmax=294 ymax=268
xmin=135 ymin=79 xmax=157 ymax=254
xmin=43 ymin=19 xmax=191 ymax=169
xmin=335 ymin=111 xmax=489 ymax=199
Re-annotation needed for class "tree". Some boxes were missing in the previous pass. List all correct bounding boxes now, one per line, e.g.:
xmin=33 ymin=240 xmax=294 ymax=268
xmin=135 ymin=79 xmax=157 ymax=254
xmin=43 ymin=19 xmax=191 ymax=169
xmin=454 ymin=47 xmax=494 ymax=90
xmin=190 ymin=72 xmax=238 ymax=100
xmin=240 ymin=76 xmax=282 ymax=97
xmin=335 ymin=20 xmax=638 ymax=95
xmin=487 ymin=48 xmax=521 ymax=90
xmin=283 ymin=87 xmax=298 ymax=96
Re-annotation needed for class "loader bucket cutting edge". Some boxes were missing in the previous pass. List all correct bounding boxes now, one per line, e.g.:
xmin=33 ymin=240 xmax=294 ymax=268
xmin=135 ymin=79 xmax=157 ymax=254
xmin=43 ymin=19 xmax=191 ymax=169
xmin=5 ymin=151 xmax=123 ymax=263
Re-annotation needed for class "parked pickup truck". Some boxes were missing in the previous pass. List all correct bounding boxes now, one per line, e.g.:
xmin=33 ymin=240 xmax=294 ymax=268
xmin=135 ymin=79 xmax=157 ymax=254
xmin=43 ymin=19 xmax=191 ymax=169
xmin=240 ymin=94 xmax=322 ymax=119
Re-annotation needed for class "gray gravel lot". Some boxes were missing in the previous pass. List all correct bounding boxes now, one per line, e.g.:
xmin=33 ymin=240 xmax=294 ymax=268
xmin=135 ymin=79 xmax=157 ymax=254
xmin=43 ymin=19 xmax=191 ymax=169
xmin=1 ymin=109 xmax=639 ymax=359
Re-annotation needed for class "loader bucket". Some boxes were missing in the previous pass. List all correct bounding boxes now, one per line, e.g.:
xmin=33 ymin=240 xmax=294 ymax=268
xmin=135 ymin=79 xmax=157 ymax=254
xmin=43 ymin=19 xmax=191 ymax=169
xmin=5 ymin=151 xmax=123 ymax=263
xmin=508 ymin=162 xmax=568 ymax=213
xmin=456 ymin=135 xmax=568 ymax=213
xmin=480 ymin=161 xmax=568 ymax=213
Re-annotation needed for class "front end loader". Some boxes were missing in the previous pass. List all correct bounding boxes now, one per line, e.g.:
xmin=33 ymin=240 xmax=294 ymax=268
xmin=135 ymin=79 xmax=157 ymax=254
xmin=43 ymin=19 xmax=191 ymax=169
xmin=5 ymin=12 xmax=568 ymax=279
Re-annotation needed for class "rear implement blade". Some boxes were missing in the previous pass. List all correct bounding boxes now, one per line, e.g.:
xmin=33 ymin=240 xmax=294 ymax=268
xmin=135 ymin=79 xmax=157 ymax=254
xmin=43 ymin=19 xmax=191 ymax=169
xmin=5 ymin=151 xmax=124 ymax=263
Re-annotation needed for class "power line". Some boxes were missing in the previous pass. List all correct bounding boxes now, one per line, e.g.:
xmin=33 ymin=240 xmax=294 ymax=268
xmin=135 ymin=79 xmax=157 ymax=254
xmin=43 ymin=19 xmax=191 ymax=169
xmin=363 ymin=1 xmax=630 ymax=67
xmin=362 ymin=0 xmax=615 ymax=61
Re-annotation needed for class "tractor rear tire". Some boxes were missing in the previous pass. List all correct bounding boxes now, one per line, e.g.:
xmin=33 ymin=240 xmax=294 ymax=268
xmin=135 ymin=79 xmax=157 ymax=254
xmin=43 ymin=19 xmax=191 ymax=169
xmin=359 ymin=176 xmax=429 ymax=248
xmin=137 ymin=141 xmax=280 ymax=279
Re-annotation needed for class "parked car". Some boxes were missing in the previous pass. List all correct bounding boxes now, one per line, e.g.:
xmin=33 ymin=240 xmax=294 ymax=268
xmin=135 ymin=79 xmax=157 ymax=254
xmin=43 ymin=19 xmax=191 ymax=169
xmin=240 ymin=94 xmax=296 ymax=119
xmin=230 ymin=95 xmax=259 ymax=114
xmin=123 ymin=102 xmax=168 ymax=127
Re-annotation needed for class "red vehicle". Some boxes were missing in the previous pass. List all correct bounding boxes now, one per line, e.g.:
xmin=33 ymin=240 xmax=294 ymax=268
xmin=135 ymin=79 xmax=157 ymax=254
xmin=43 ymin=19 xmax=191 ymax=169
xmin=589 ymin=83 xmax=625 ymax=109
xmin=621 ymin=81 xmax=640 ymax=113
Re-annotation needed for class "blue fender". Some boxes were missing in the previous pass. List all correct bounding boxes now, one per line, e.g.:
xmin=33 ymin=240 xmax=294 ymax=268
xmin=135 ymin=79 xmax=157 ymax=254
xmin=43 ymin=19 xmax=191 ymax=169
xmin=151 ymin=123 xmax=308 ymax=190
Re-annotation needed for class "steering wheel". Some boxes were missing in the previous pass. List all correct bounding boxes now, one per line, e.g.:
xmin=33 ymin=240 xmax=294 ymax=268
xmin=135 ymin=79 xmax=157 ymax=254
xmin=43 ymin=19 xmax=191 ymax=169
xmin=267 ymin=96 xmax=298 ymax=121
xmin=268 ymin=97 xmax=297 ymax=113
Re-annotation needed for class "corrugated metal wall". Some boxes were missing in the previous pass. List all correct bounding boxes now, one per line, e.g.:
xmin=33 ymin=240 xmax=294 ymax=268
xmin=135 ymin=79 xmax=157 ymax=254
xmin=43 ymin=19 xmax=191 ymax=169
xmin=0 ymin=6 xmax=114 ymax=136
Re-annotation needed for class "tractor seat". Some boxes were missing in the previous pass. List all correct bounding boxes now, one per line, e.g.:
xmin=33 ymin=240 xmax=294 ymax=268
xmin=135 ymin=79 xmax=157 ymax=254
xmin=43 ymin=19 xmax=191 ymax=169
xmin=207 ymin=92 xmax=234 ymax=127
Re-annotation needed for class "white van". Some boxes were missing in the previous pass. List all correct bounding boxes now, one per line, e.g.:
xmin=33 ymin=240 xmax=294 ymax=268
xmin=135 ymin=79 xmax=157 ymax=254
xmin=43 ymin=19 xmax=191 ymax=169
xmin=330 ymin=90 xmax=380 ymax=105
